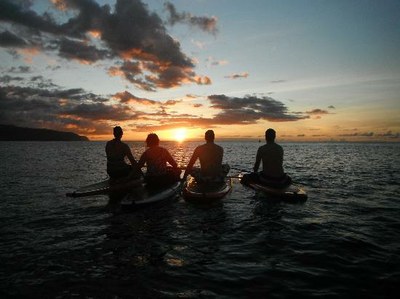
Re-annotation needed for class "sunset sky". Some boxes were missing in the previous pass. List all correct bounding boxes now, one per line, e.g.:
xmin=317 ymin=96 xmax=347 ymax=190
xmin=1 ymin=0 xmax=399 ymax=141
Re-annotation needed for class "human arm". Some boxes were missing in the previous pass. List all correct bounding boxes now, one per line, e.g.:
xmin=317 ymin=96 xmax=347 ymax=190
xmin=253 ymin=148 xmax=261 ymax=173
xmin=137 ymin=152 xmax=146 ymax=169
xmin=124 ymin=144 xmax=138 ymax=166
xmin=183 ymin=148 xmax=199 ymax=179
xmin=105 ymin=141 xmax=111 ymax=158
xmin=164 ymin=149 xmax=178 ymax=169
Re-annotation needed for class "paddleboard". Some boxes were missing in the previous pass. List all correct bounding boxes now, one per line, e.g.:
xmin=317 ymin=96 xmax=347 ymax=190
xmin=66 ymin=177 xmax=142 ymax=198
xmin=241 ymin=173 xmax=307 ymax=202
xmin=120 ymin=181 xmax=182 ymax=209
xmin=183 ymin=176 xmax=232 ymax=203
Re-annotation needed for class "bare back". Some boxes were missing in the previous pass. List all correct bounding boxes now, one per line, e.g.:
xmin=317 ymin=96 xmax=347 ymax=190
xmin=256 ymin=142 xmax=284 ymax=178
xmin=194 ymin=143 xmax=223 ymax=177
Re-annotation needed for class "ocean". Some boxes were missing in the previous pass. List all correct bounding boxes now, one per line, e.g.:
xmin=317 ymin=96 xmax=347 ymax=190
xmin=0 ymin=141 xmax=399 ymax=298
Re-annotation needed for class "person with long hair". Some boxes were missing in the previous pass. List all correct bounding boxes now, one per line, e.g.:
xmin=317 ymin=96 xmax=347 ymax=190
xmin=137 ymin=133 xmax=180 ymax=188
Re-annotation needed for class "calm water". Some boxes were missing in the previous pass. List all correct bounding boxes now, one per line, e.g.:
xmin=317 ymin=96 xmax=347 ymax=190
xmin=0 ymin=141 xmax=399 ymax=298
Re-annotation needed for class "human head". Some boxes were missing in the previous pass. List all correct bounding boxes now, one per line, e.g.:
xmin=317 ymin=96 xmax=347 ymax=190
xmin=146 ymin=133 xmax=159 ymax=147
xmin=265 ymin=128 xmax=276 ymax=142
xmin=113 ymin=126 xmax=123 ymax=139
xmin=205 ymin=130 xmax=215 ymax=142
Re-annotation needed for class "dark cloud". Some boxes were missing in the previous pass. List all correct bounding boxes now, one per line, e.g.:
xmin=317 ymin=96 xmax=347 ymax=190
xmin=113 ymin=91 xmax=181 ymax=107
xmin=0 ymin=1 xmax=62 ymax=35
xmin=0 ymin=84 xmax=136 ymax=135
xmin=306 ymin=109 xmax=330 ymax=115
xmin=61 ymin=103 xmax=134 ymax=121
xmin=134 ymin=94 xmax=309 ymax=132
xmin=8 ymin=66 xmax=31 ymax=73
xmin=164 ymin=99 xmax=181 ymax=106
xmin=58 ymin=38 xmax=111 ymax=63
xmin=328 ymin=105 xmax=335 ymax=109
xmin=208 ymin=94 xmax=308 ymax=122
xmin=0 ymin=0 xmax=209 ymax=90
xmin=0 ymin=30 xmax=27 ymax=47
xmin=113 ymin=91 xmax=158 ymax=105
xmin=164 ymin=2 xmax=218 ymax=35
xmin=224 ymin=72 xmax=249 ymax=79
xmin=0 ymin=75 xmax=24 ymax=83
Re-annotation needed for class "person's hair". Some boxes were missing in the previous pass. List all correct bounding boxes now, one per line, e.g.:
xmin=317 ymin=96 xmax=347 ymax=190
xmin=265 ymin=128 xmax=276 ymax=142
xmin=113 ymin=126 xmax=123 ymax=139
xmin=205 ymin=130 xmax=215 ymax=142
xmin=146 ymin=133 xmax=159 ymax=147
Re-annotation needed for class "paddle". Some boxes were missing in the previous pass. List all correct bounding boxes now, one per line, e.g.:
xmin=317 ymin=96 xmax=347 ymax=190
xmin=230 ymin=166 xmax=252 ymax=173
xmin=231 ymin=166 xmax=309 ymax=186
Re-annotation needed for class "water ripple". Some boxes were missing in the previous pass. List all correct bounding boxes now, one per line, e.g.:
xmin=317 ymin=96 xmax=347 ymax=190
xmin=0 ymin=141 xmax=399 ymax=298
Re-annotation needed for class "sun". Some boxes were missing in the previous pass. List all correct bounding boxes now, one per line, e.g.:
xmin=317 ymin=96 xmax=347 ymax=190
xmin=174 ymin=128 xmax=187 ymax=142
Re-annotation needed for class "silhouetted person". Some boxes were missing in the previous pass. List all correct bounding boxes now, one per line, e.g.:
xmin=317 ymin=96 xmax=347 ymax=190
xmin=105 ymin=126 xmax=139 ymax=179
xmin=252 ymin=128 xmax=291 ymax=186
xmin=184 ymin=130 xmax=229 ymax=182
xmin=137 ymin=133 xmax=180 ymax=188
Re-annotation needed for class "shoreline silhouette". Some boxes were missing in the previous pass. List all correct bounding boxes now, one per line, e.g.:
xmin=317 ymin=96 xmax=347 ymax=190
xmin=0 ymin=124 xmax=89 ymax=141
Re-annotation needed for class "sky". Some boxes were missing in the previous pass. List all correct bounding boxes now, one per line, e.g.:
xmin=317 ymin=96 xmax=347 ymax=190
xmin=1 ymin=0 xmax=399 ymax=142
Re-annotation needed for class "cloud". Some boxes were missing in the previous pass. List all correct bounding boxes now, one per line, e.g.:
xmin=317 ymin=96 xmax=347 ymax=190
xmin=328 ymin=105 xmax=335 ymax=109
xmin=164 ymin=2 xmax=218 ymax=35
xmin=208 ymin=94 xmax=308 ymax=123
xmin=0 ymin=84 xmax=137 ymax=135
xmin=61 ymin=102 xmax=134 ymax=121
xmin=113 ymin=91 xmax=158 ymax=105
xmin=306 ymin=109 xmax=330 ymax=115
xmin=164 ymin=99 xmax=182 ymax=106
xmin=0 ymin=0 xmax=210 ymax=91
xmin=270 ymin=80 xmax=286 ymax=84
xmin=58 ymin=38 xmax=111 ymax=63
xmin=8 ymin=66 xmax=31 ymax=73
xmin=0 ymin=31 xmax=28 ymax=47
xmin=0 ymin=1 xmax=63 ymax=35
xmin=206 ymin=56 xmax=228 ymax=66
xmin=338 ymin=132 xmax=374 ymax=137
xmin=113 ymin=91 xmax=182 ymax=107
xmin=127 ymin=93 xmax=311 ymax=132
xmin=224 ymin=72 xmax=249 ymax=79
xmin=377 ymin=131 xmax=399 ymax=138
xmin=305 ymin=109 xmax=331 ymax=119
xmin=0 ymin=75 xmax=24 ymax=83
xmin=0 ymin=71 xmax=316 ymax=137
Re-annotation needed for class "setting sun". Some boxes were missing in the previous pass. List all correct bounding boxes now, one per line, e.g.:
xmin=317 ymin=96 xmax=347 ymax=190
xmin=174 ymin=128 xmax=187 ymax=142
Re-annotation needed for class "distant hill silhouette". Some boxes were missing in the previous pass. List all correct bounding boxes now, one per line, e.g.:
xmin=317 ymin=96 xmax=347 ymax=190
xmin=0 ymin=124 xmax=89 ymax=141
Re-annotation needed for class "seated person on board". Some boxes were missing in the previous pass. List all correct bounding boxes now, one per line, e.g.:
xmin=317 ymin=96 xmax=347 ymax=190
xmin=105 ymin=126 xmax=141 ymax=180
xmin=137 ymin=133 xmax=180 ymax=188
xmin=183 ymin=130 xmax=230 ymax=183
xmin=252 ymin=128 xmax=291 ymax=187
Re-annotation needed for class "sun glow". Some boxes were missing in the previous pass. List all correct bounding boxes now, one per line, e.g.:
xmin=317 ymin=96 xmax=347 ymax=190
xmin=174 ymin=128 xmax=187 ymax=142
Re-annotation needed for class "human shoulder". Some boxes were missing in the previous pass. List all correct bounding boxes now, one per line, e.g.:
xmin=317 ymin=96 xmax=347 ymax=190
xmin=258 ymin=143 xmax=268 ymax=151
xmin=214 ymin=143 xmax=223 ymax=150
xmin=105 ymin=139 xmax=115 ymax=150
xmin=119 ymin=141 xmax=131 ymax=151
xmin=273 ymin=142 xmax=283 ymax=150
